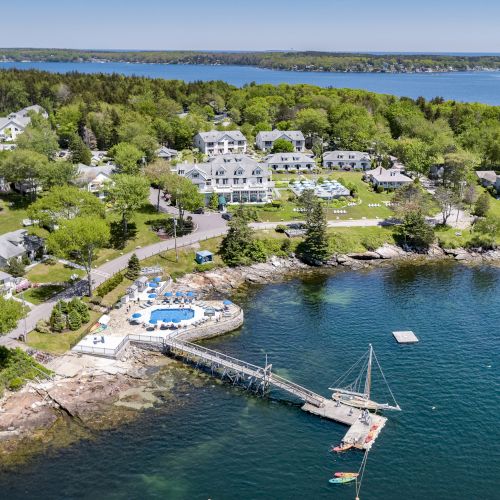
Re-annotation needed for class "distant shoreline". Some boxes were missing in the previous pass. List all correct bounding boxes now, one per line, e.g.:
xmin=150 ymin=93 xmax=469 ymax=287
xmin=2 ymin=48 xmax=500 ymax=74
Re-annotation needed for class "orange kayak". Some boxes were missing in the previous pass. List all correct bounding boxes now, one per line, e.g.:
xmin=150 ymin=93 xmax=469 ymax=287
xmin=331 ymin=443 xmax=353 ymax=453
xmin=334 ymin=472 xmax=359 ymax=478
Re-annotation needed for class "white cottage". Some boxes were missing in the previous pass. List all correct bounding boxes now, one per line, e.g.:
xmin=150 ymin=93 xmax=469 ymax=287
xmin=194 ymin=130 xmax=247 ymax=156
xmin=255 ymin=130 xmax=305 ymax=152
xmin=323 ymin=151 xmax=372 ymax=170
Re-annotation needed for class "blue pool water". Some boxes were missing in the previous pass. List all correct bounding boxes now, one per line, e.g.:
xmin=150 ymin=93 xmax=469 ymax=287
xmin=149 ymin=308 xmax=194 ymax=324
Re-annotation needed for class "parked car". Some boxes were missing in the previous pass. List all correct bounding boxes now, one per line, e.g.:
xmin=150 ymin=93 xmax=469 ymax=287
xmin=221 ymin=212 xmax=232 ymax=221
xmin=193 ymin=207 xmax=205 ymax=214
xmin=287 ymin=222 xmax=306 ymax=230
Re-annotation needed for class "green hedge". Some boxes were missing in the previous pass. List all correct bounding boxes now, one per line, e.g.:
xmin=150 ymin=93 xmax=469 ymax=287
xmin=95 ymin=272 xmax=124 ymax=297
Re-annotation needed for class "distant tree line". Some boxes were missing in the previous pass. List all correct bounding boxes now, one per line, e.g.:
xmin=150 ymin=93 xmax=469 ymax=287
xmin=2 ymin=49 xmax=500 ymax=72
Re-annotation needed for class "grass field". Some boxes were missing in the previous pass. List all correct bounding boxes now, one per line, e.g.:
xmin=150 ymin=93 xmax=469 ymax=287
xmin=0 ymin=194 xmax=30 ymax=235
xmin=26 ymin=262 xmax=84 ymax=284
xmin=27 ymin=310 xmax=101 ymax=354
xmin=19 ymin=284 xmax=66 ymax=305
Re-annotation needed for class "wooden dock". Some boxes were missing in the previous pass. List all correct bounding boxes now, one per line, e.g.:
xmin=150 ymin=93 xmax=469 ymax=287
xmin=393 ymin=330 xmax=419 ymax=343
xmin=160 ymin=337 xmax=387 ymax=450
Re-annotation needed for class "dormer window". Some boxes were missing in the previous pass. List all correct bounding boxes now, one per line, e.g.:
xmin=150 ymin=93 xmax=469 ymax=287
xmin=235 ymin=169 xmax=244 ymax=175
xmin=252 ymin=169 xmax=262 ymax=175
xmin=192 ymin=172 xmax=199 ymax=179
xmin=216 ymin=170 xmax=225 ymax=176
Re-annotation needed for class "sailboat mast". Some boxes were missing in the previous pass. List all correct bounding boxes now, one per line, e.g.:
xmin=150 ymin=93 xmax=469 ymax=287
xmin=365 ymin=344 xmax=373 ymax=399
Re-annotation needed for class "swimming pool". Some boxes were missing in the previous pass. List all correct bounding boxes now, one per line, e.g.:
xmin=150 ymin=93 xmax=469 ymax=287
xmin=148 ymin=308 xmax=195 ymax=324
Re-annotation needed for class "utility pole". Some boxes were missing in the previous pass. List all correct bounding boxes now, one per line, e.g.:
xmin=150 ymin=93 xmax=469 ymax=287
xmin=173 ymin=218 xmax=178 ymax=262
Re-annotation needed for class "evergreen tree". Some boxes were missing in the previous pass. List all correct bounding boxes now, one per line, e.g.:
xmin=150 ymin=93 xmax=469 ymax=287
xmin=299 ymin=200 xmax=330 ymax=263
xmin=6 ymin=258 xmax=25 ymax=277
xmin=125 ymin=253 xmax=141 ymax=280
xmin=69 ymin=297 xmax=89 ymax=323
xmin=209 ymin=192 xmax=219 ymax=211
xmin=69 ymin=133 xmax=92 ymax=164
xmin=57 ymin=299 xmax=69 ymax=314
xmin=67 ymin=309 xmax=82 ymax=331
xmin=397 ymin=212 xmax=435 ymax=250
xmin=220 ymin=206 xmax=265 ymax=266
xmin=49 ymin=306 xmax=65 ymax=333
xmin=474 ymin=192 xmax=491 ymax=217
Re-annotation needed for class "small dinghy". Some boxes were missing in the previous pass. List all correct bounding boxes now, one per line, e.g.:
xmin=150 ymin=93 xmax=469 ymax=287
xmin=329 ymin=476 xmax=357 ymax=484
xmin=331 ymin=443 xmax=353 ymax=453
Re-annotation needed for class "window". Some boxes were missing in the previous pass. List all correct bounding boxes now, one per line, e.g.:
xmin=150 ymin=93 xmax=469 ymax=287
xmin=242 ymin=178 xmax=247 ymax=184
xmin=178 ymin=170 xmax=185 ymax=175
xmin=257 ymin=177 xmax=263 ymax=184
xmin=233 ymin=178 xmax=239 ymax=185
xmin=215 ymin=179 xmax=220 ymax=184
xmin=252 ymin=169 xmax=262 ymax=175
xmin=235 ymin=169 xmax=243 ymax=175
xmin=222 ymin=179 xmax=228 ymax=185
xmin=216 ymin=170 xmax=225 ymax=176
xmin=192 ymin=173 xmax=199 ymax=179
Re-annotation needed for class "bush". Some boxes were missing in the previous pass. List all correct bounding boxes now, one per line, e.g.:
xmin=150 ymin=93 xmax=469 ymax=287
xmin=361 ymin=233 xmax=387 ymax=251
xmin=280 ymin=238 xmax=292 ymax=254
xmin=50 ymin=306 xmax=65 ymax=332
xmin=69 ymin=297 xmax=90 ymax=323
xmin=194 ymin=262 xmax=216 ymax=272
xmin=376 ymin=185 xmax=384 ymax=193
xmin=8 ymin=377 xmax=24 ymax=391
xmin=44 ymin=256 xmax=58 ymax=266
xmin=35 ymin=320 xmax=51 ymax=334
xmin=5 ymin=257 xmax=25 ymax=277
xmin=95 ymin=273 xmax=124 ymax=297
xmin=67 ymin=309 xmax=82 ymax=331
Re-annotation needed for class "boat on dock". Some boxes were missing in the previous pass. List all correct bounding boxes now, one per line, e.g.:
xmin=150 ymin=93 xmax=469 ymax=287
xmin=329 ymin=344 xmax=401 ymax=412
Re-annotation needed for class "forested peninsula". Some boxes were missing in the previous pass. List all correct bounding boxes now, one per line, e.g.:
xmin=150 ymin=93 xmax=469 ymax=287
xmin=2 ymin=49 xmax=500 ymax=73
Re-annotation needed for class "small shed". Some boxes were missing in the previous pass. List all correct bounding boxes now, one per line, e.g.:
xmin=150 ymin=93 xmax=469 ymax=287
xmin=195 ymin=250 xmax=214 ymax=265
xmin=135 ymin=276 xmax=148 ymax=292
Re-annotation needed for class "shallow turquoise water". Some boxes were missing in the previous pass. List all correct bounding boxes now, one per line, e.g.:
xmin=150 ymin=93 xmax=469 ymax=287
xmin=1 ymin=62 xmax=500 ymax=104
xmin=0 ymin=263 xmax=499 ymax=499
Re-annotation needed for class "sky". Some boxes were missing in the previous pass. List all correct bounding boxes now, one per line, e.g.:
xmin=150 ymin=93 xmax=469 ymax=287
xmin=2 ymin=0 xmax=500 ymax=53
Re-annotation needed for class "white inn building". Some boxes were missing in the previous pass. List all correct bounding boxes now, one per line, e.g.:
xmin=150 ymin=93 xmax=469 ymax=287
xmin=255 ymin=130 xmax=305 ymax=152
xmin=194 ymin=130 xmax=247 ymax=156
xmin=0 ymin=105 xmax=48 ymax=142
xmin=323 ymin=150 xmax=372 ymax=170
xmin=264 ymin=152 xmax=317 ymax=173
xmin=175 ymin=154 xmax=273 ymax=204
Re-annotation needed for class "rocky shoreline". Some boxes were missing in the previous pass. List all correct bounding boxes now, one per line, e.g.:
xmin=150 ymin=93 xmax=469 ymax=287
xmin=1 ymin=244 xmax=498 ymax=463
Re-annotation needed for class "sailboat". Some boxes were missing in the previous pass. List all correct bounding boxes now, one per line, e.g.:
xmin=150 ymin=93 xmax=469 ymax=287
xmin=329 ymin=344 xmax=401 ymax=412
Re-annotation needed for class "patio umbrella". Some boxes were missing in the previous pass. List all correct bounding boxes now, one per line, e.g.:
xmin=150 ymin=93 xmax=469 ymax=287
xmin=132 ymin=312 xmax=142 ymax=318
xmin=153 ymin=277 xmax=161 ymax=282
xmin=164 ymin=292 xmax=173 ymax=297
xmin=148 ymin=282 xmax=159 ymax=288
xmin=223 ymin=300 xmax=232 ymax=305
xmin=176 ymin=291 xmax=184 ymax=297
xmin=186 ymin=291 xmax=195 ymax=297
xmin=148 ymin=293 xmax=157 ymax=299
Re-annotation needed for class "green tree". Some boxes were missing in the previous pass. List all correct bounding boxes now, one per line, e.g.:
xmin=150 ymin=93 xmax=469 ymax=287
xmin=49 ymin=305 xmax=65 ymax=333
xmin=0 ymin=149 xmax=49 ymax=199
xmin=220 ymin=206 xmax=266 ymax=266
xmin=397 ymin=211 xmax=435 ymax=250
xmin=293 ymin=108 xmax=329 ymax=137
xmin=47 ymin=217 xmax=110 ymax=296
xmin=143 ymin=159 xmax=172 ymax=211
xmin=69 ymin=133 xmax=92 ymax=164
xmin=125 ymin=253 xmax=141 ymax=280
xmin=106 ymin=174 xmax=150 ymax=237
xmin=16 ymin=115 xmax=59 ymax=159
xmin=470 ymin=215 xmax=500 ymax=248
xmin=0 ymin=297 xmax=26 ymax=335
xmin=5 ymin=258 xmax=25 ymax=277
xmin=434 ymin=186 xmax=457 ymax=225
xmin=162 ymin=172 xmax=204 ymax=226
xmin=299 ymin=200 xmax=329 ymax=263
xmin=209 ymin=192 xmax=219 ymax=211
xmin=110 ymin=142 xmax=144 ymax=174
xmin=474 ymin=192 xmax=491 ymax=217
xmin=394 ymin=139 xmax=435 ymax=178
xmin=67 ymin=309 xmax=82 ymax=331
xmin=271 ymin=138 xmax=294 ymax=153
xmin=69 ymin=297 xmax=90 ymax=323
xmin=28 ymin=185 xmax=104 ymax=228
xmin=41 ymin=161 xmax=77 ymax=189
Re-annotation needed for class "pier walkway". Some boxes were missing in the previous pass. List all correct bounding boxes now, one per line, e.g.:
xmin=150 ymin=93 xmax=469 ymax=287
xmin=162 ymin=337 xmax=386 ymax=450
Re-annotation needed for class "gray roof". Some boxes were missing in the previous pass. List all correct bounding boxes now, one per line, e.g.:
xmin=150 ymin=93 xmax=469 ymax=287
xmin=367 ymin=167 xmax=412 ymax=184
xmin=323 ymin=150 xmax=371 ymax=162
xmin=76 ymin=164 xmax=115 ymax=182
xmin=0 ymin=116 xmax=29 ymax=130
xmin=264 ymin=152 xmax=315 ymax=164
xmin=0 ymin=230 xmax=30 ymax=260
xmin=256 ymin=130 xmax=305 ymax=142
xmin=476 ymin=171 xmax=498 ymax=184
xmin=182 ymin=154 xmax=268 ymax=177
xmin=0 ymin=270 xmax=13 ymax=281
xmin=196 ymin=130 xmax=246 ymax=143
xmin=157 ymin=146 xmax=178 ymax=158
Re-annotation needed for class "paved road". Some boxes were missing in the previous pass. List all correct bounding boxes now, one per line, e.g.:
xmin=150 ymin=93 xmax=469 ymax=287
xmin=2 ymin=188 xmax=473 ymax=343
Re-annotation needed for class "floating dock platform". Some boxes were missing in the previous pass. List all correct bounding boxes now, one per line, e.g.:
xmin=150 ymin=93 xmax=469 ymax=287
xmin=393 ymin=330 xmax=419 ymax=344
xmin=302 ymin=399 xmax=387 ymax=450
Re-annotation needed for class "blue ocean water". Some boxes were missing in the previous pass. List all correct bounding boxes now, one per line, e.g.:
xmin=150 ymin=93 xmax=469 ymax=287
xmin=0 ymin=263 xmax=498 ymax=499
xmin=1 ymin=61 xmax=499 ymax=105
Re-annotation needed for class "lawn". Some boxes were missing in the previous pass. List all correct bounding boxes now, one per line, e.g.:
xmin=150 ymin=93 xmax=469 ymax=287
xmin=99 ymin=277 xmax=133 ymax=307
xmin=93 ymin=204 xmax=167 ymax=266
xmin=19 ymin=284 xmax=67 ymax=305
xmin=230 ymin=172 xmax=394 ymax=222
xmin=139 ymin=236 xmax=224 ymax=280
xmin=27 ymin=310 xmax=101 ymax=354
xmin=0 ymin=194 xmax=31 ymax=235
xmin=26 ymin=262 xmax=84 ymax=284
